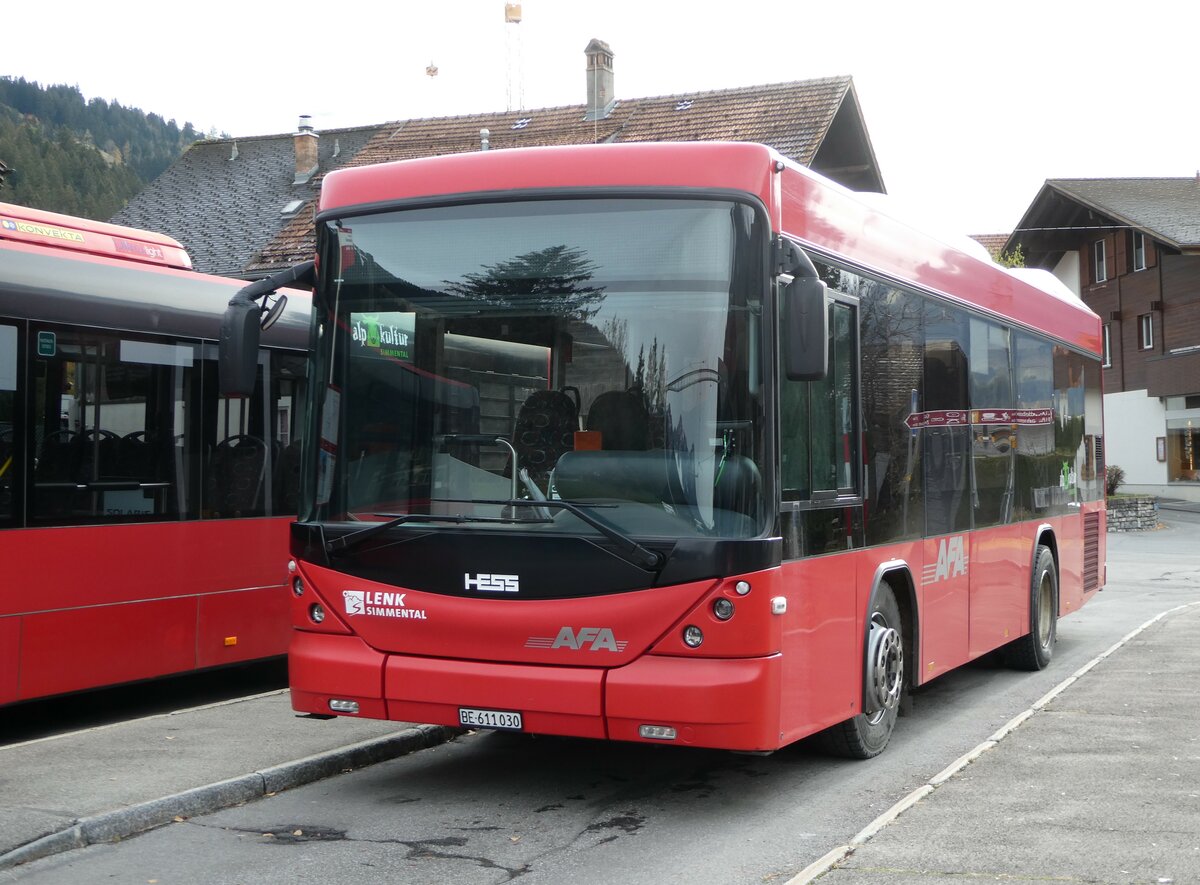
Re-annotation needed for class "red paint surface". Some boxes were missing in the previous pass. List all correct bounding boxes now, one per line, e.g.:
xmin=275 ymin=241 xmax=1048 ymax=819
xmin=1 ymin=518 xmax=292 ymax=702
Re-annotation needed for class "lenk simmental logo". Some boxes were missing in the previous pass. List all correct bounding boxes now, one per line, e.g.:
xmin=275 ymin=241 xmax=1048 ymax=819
xmin=342 ymin=589 xmax=427 ymax=620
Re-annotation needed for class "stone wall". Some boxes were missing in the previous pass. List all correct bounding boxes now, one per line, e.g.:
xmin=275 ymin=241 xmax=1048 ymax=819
xmin=1106 ymin=496 xmax=1159 ymax=532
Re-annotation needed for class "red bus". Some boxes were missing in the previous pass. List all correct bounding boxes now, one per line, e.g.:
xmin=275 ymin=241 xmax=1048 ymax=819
xmin=0 ymin=202 xmax=310 ymax=704
xmin=222 ymin=142 xmax=1105 ymax=756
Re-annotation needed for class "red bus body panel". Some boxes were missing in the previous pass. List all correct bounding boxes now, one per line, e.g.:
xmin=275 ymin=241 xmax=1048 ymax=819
xmin=0 ymin=519 xmax=291 ymax=704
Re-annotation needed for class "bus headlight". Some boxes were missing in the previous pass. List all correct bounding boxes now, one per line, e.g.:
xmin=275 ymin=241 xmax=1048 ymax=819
xmin=309 ymin=603 xmax=326 ymax=624
xmin=683 ymin=625 xmax=704 ymax=648
xmin=292 ymin=577 xmax=305 ymax=597
xmin=713 ymin=598 xmax=734 ymax=620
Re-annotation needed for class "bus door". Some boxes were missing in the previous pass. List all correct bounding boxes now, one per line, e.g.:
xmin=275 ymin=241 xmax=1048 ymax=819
xmin=920 ymin=326 xmax=972 ymax=679
xmin=966 ymin=318 xmax=1024 ymax=657
xmin=0 ymin=321 xmax=16 ymax=526
xmin=0 ymin=319 xmax=19 ymax=704
xmin=200 ymin=343 xmax=277 ymax=518
xmin=778 ymin=288 xmax=863 ymax=730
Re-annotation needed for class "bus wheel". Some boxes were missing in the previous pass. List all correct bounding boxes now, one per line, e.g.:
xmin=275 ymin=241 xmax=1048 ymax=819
xmin=1005 ymin=544 xmax=1057 ymax=671
xmin=817 ymin=585 xmax=904 ymax=759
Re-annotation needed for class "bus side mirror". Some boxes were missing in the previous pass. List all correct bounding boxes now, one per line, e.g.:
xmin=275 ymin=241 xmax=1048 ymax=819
xmin=219 ymin=299 xmax=261 ymax=396
xmin=218 ymin=260 xmax=315 ymax=397
xmin=783 ymin=276 xmax=828 ymax=381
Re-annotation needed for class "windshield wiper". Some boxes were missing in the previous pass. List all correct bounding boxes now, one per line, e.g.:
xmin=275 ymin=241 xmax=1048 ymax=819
xmin=325 ymin=509 xmax=545 ymax=556
xmin=325 ymin=498 xmax=663 ymax=571
xmin=513 ymin=498 xmax=664 ymax=571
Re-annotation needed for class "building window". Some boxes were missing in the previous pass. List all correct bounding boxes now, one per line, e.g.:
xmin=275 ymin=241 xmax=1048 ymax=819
xmin=1132 ymin=231 xmax=1146 ymax=271
xmin=1093 ymin=240 xmax=1107 ymax=283
xmin=1102 ymin=324 xmax=1112 ymax=367
xmin=1139 ymin=313 xmax=1154 ymax=350
xmin=1166 ymin=418 xmax=1200 ymax=481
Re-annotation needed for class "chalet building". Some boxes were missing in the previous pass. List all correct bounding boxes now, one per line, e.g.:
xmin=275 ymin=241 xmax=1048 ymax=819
xmin=114 ymin=39 xmax=884 ymax=279
xmin=1005 ymin=178 xmax=1200 ymax=499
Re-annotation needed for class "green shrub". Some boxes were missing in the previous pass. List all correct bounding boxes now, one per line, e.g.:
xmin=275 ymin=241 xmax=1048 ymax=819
xmin=1105 ymin=464 xmax=1125 ymax=497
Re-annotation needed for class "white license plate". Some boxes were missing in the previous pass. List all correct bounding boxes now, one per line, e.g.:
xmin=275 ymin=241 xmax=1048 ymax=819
xmin=459 ymin=707 xmax=523 ymax=731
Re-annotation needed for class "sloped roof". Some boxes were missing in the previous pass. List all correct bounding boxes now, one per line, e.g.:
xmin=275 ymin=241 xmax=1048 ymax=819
xmin=1007 ymin=177 xmax=1200 ymax=268
xmin=112 ymin=125 xmax=381 ymax=276
xmin=115 ymin=75 xmax=883 ymax=278
xmin=248 ymin=77 xmax=881 ymax=275
xmin=969 ymin=233 xmax=1011 ymax=258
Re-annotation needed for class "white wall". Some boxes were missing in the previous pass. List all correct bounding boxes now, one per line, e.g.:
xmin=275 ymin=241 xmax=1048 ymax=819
xmin=1105 ymin=388 xmax=1172 ymax=494
xmin=1052 ymin=252 xmax=1082 ymax=298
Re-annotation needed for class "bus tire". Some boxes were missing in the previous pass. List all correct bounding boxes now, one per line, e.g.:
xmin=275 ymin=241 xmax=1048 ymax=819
xmin=817 ymin=585 xmax=904 ymax=759
xmin=1005 ymin=544 xmax=1057 ymax=671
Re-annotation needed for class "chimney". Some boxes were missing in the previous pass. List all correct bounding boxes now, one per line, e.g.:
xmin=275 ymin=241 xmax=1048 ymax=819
xmin=584 ymin=39 xmax=616 ymax=121
xmin=294 ymin=115 xmax=319 ymax=185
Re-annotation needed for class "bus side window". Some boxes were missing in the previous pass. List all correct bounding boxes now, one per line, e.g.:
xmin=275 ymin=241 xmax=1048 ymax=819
xmin=30 ymin=329 xmax=199 ymax=524
xmin=272 ymin=354 xmax=308 ymax=514
xmin=204 ymin=352 xmax=269 ymax=519
xmin=0 ymin=323 xmax=16 ymax=524
xmin=923 ymin=312 xmax=972 ymax=536
xmin=779 ymin=299 xmax=859 ymax=501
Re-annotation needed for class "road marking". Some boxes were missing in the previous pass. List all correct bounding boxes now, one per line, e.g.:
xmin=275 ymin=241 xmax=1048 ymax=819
xmin=784 ymin=601 xmax=1200 ymax=885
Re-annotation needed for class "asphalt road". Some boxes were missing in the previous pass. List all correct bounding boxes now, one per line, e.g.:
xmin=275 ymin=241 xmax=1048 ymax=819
xmin=5 ymin=513 xmax=1197 ymax=885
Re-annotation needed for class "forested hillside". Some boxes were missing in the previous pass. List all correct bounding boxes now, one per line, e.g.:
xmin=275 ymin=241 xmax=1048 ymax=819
xmin=0 ymin=77 xmax=203 ymax=220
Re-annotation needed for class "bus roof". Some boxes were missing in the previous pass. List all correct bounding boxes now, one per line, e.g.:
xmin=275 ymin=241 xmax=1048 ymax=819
xmin=318 ymin=141 xmax=1101 ymax=355
xmin=0 ymin=200 xmax=193 ymax=270
xmin=0 ymin=236 xmax=308 ymax=349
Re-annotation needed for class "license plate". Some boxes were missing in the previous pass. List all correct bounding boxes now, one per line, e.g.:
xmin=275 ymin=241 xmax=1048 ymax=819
xmin=458 ymin=707 xmax=523 ymax=731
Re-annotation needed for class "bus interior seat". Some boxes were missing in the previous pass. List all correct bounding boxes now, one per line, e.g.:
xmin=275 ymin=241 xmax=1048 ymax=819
xmin=36 ymin=430 xmax=78 ymax=481
xmin=585 ymin=389 xmax=650 ymax=451
xmin=712 ymin=454 xmax=762 ymax=534
xmin=511 ymin=389 xmax=579 ymax=488
xmin=206 ymin=434 xmax=267 ymax=517
xmin=553 ymin=450 xmax=673 ymax=504
xmin=118 ymin=430 xmax=154 ymax=480
xmin=74 ymin=429 xmax=121 ymax=481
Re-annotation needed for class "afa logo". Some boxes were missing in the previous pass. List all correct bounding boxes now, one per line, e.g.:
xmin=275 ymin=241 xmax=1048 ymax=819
xmin=922 ymin=535 xmax=969 ymax=585
xmin=525 ymin=626 xmax=628 ymax=652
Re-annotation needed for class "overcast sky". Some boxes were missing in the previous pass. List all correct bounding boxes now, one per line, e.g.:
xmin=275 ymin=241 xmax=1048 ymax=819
xmin=7 ymin=0 xmax=1199 ymax=235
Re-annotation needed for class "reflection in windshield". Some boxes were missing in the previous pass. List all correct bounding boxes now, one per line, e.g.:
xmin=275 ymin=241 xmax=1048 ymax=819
xmin=309 ymin=198 xmax=767 ymax=541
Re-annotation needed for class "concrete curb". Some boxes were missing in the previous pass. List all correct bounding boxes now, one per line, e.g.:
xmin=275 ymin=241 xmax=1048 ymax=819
xmin=0 ymin=723 xmax=459 ymax=871
xmin=783 ymin=601 xmax=1200 ymax=885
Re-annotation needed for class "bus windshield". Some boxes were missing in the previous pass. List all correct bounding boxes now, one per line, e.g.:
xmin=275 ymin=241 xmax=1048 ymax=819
xmin=309 ymin=197 xmax=769 ymax=541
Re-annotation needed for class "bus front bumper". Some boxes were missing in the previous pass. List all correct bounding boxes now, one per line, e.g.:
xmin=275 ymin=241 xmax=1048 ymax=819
xmin=289 ymin=631 xmax=783 ymax=752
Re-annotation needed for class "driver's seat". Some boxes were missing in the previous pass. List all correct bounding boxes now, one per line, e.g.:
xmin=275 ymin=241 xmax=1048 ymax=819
xmin=511 ymin=389 xmax=578 ymax=490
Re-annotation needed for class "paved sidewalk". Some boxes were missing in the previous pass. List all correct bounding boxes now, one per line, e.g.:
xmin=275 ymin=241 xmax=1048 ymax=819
xmin=793 ymin=600 xmax=1200 ymax=884
xmin=0 ymin=691 xmax=457 ymax=870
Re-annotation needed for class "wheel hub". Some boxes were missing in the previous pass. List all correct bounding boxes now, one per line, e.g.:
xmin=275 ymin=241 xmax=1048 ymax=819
xmin=866 ymin=615 xmax=903 ymax=714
